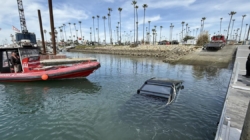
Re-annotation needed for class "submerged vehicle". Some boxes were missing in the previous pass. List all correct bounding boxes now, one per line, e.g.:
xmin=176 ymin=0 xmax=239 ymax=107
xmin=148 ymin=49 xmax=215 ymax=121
xmin=0 ymin=46 xmax=100 ymax=82
xmin=137 ymin=78 xmax=184 ymax=105
xmin=203 ymin=35 xmax=226 ymax=50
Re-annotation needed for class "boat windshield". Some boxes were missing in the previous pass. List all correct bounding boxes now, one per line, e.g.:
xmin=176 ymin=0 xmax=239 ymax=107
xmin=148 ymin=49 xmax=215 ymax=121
xmin=140 ymin=84 xmax=172 ymax=95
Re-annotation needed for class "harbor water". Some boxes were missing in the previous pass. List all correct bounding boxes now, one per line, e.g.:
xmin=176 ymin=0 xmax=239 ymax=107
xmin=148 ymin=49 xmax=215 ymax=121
xmin=0 ymin=52 xmax=233 ymax=140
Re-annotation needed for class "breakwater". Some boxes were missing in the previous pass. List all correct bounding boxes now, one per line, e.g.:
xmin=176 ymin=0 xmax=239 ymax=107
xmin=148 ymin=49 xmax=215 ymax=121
xmin=69 ymin=45 xmax=237 ymax=66
xmin=69 ymin=45 xmax=199 ymax=63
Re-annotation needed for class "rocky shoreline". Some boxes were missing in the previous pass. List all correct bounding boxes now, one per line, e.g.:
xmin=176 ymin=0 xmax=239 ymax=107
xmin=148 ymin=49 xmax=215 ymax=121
xmin=69 ymin=45 xmax=200 ymax=63
xmin=69 ymin=45 xmax=237 ymax=67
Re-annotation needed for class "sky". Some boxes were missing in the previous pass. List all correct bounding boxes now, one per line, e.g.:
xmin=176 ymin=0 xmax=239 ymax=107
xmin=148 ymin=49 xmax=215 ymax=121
xmin=0 ymin=0 xmax=250 ymax=44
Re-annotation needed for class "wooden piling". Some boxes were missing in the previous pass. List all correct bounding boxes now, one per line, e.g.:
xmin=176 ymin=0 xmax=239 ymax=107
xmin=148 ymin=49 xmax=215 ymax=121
xmin=37 ymin=10 xmax=46 ymax=54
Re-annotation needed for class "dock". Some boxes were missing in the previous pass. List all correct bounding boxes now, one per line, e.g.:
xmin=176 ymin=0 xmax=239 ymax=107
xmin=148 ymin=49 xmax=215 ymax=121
xmin=215 ymin=45 xmax=250 ymax=140
xmin=40 ymin=58 xmax=97 ymax=65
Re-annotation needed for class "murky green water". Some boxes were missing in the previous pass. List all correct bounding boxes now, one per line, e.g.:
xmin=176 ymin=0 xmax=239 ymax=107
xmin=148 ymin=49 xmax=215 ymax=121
xmin=0 ymin=52 xmax=232 ymax=140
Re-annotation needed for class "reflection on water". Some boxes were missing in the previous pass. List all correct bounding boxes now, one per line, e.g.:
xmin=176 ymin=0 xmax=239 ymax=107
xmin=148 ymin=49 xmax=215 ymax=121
xmin=1 ymin=79 xmax=102 ymax=115
xmin=0 ymin=52 xmax=233 ymax=140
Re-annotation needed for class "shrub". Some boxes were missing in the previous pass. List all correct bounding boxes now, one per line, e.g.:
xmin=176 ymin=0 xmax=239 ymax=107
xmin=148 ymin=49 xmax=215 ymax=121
xmin=130 ymin=43 xmax=138 ymax=48
xmin=75 ymin=45 xmax=87 ymax=49
xmin=183 ymin=35 xmax=195 ymax=42
xmin=196 ymin=33 xmax=209 ymax=46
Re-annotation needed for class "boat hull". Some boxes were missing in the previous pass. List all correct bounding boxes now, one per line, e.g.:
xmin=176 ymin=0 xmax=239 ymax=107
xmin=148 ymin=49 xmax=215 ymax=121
xmin=0 ymin=61 xmax=100 ymax=82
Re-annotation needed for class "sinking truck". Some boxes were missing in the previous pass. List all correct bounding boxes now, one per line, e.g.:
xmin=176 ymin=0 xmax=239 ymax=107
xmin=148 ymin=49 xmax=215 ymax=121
xmin=203 ymin=35 xmax=226 ymax=50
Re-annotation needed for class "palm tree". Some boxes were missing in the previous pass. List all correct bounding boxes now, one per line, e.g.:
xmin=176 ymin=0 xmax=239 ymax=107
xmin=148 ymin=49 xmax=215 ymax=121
xmin=131 ymin=1 xmax=137 ymax=43
xmin=230 ymin=19 xmax=235 ymax=39
xmin=68 ymin=22 xmax=72 ymax=40
xmin=108 ymin=8 xmax=113 ymax=44
xmin=73 ymin=23 xmax=77 ymax=41
xmin=243 ymin=24 xmax=248 ymax=41
xmin=102 ymin=16 xmax=107 ymax=45
xmin=202 ymin=17 xmax=206 ymax=32
xmin=135 ymin=5 xmax=139 ymax=43
xmin=92 ymin=16 xmax=96 ymax=42
xmin=160 ymin=26 xmax=163 ymax=41
xmin=142 ymin=4 xmax=148 ymax=44
xmin=43 ymin=29 xmax=47 ymax=42
xmin=220 ymin=18 xmax=223 ymax=34
xmin=97 ymin=15 xmax=100 ymax=44
xmin=118 ymin=7 xmax=122 ymax=44
xmin=239 ymin=14 xmax=246 ymax=41
xmin=181 ymin=21 xmax=185 ymax=40
xmin=227 ymin=11 xmax=237 ymax=41
xmin=79 ymin=21 xmax=82 ymax=41
xmin=148 ymin=21 xmax=151 ymax=43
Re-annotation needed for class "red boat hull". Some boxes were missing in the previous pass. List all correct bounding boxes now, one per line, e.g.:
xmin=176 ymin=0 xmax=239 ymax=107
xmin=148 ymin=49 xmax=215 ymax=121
xmin=0 ymin=61 xmax=100 ymax=82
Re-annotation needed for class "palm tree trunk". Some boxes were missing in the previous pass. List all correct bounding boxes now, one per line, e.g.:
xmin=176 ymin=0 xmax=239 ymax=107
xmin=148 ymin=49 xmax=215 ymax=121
xmin=227 ymin=16 xmax=233 ymax=41
xmin=110 ymin=16 xmax=112 ymax=45
xmin=149 ymin=22 xmax=151 ymax=44
xmin=230 ymin=21 xmax=234 ymax=38
xmin=97 ymin=18 xmax=99 ymax=44
xmin=74 ymin=25 xmax=77 ymax=40
xmin=134 ymin=6 xmax=135 ymax=44
xmin=246 ymin=26 xmax=250 ymax=40
xmin=182 ymin=25 xmax=183 ymax=40
xmin=119 ymin=12 xmax=122 ymax=44
xmin=243 ymin=24 xmax=248 ymax=41
xmin=220 ymin=20 xmax=222 ymax=34
xmin=93 ymin=19 xmax=96 ymax=42
xmin=239 ymin=17 xmax=245 ymax=42
xmin=160 ymin=28 xmax=161 ymax=42
xmin=108 ymin=16 xmax=111 ymax=44
xmin=203 ymin=20 xmax=205 ymax=32
xmin=136 ymin=8 xmax=138 ymax=43
xmin=69 ymin=25 xmax=72 ymax=40
xmin=143 ymin=9 xmax=145 ymax=44
xmin=104 ymin=19 xmax=106 ymax=45
xmin=63 ymin=26 xmax=67 ymax=41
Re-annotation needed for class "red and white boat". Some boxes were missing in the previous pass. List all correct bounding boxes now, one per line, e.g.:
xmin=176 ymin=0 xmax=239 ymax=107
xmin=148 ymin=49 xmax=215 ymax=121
xmin=0 ymin=47 xmax=100 ymax=82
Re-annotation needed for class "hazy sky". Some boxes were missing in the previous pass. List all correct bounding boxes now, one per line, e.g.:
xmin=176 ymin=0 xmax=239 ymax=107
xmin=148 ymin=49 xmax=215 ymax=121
xmin=0 ymin=0 xmax=249 ymax=44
